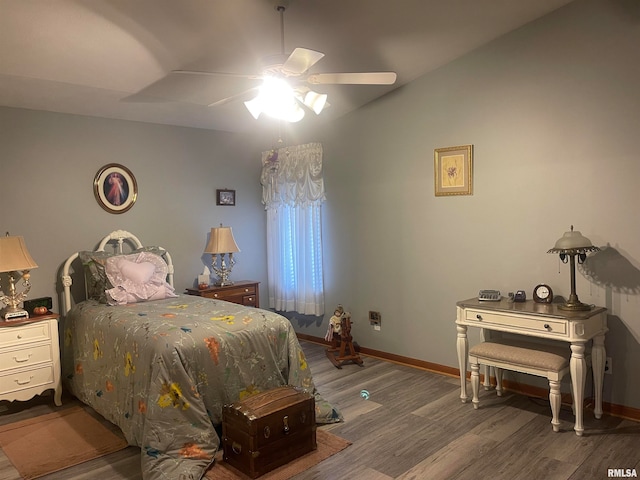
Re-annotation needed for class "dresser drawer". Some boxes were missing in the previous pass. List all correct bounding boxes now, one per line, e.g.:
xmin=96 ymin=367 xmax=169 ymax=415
xmin=466 ymin=310 xmax=568 ymax=336
xmin=0 ymin=344 xmax=53 ymax=372
xmin=0 ymin=322 xmax=51 ymax=347
xmin=0 ymin=364 xmax=55 ymax=395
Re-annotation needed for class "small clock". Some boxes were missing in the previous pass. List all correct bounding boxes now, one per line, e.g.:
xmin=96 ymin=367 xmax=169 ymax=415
xmin=533 ymin=284 xmax=553 ymax=304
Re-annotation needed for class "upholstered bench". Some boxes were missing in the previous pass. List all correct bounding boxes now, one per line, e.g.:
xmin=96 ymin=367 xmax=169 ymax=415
xmin=468 ymin=338 xmax=571 ymax=432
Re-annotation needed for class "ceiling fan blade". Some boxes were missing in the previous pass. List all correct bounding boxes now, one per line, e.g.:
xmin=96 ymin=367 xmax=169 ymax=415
xmin=172 ymin=70 xmax=262 ymax=80
xmin=208 ymin=87 xmax=259 ymax=107
xmin=306 ymin=72 xmax=397 ymax=85
xmin=282 ymin=48 xmax=325 ymax=75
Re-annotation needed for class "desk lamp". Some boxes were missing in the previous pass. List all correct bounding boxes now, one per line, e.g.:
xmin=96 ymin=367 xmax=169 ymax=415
xmin=204 ymin=225 xmax=240 ymax=287
xmin=548 ymin=225 xmax=599 ymax=311
xmin=0 ymin=234 xmax=38 ymax=320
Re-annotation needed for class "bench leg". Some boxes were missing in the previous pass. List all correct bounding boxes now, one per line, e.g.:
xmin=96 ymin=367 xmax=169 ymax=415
xmin=483 ymin=365 xmax=492 ymax=390
xmin=549 ymin=379 xmax=561 ymax=432
xmin=471 ymin=362 xmax=480 ymax=409
xmin=495 ymin=367 xmax=503 ymax=397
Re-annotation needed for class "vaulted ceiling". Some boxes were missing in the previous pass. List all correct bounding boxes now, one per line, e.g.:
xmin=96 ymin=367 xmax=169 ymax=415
xmin=0 ymin=0 xmax=574 ymax=133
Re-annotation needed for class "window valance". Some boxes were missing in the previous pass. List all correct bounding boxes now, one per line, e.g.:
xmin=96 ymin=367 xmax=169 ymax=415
xmin=261 ymin=142 xmax=325 ymax=208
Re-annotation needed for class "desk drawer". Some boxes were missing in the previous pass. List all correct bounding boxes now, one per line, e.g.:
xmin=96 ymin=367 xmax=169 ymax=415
xmin=466 ymin=310 xmax=567 ymax=336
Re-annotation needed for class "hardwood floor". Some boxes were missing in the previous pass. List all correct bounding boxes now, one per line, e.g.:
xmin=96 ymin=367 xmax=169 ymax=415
xmin=1 ymin=340 xmax=639 ymax=479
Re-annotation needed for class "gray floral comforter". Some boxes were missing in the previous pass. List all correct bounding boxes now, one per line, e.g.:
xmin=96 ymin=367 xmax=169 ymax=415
xmin=63 ymin=295 xmax=341 ymax=480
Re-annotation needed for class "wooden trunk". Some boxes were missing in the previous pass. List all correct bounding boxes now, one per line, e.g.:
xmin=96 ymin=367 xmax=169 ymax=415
xmin=222 ymin=386 xmax=317 ymax=478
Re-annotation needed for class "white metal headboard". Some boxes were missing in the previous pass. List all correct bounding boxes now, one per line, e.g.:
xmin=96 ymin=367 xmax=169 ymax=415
xmin=61 ymin=230 xmax=174 ymax=314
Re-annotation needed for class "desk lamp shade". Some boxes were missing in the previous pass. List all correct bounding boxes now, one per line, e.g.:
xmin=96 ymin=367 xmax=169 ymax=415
xmin=547 ymin=226 xmax=599 ymax=311
xmin=204 ymin=226 xmax=240 ymax=286
xmin=0 ymin=235 xmax=38 ymax=318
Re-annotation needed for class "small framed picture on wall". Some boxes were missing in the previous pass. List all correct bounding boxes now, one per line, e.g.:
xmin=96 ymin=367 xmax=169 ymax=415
xmin=216 ymin=189 xmax=236 ymax=206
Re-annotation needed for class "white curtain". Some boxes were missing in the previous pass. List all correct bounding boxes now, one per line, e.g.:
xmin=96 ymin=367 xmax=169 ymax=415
xmin=261 ymin=142 xmax=325 ymax=315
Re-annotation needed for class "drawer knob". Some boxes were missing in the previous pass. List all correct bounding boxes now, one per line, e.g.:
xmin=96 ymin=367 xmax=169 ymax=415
xmin=214 ymin=293 xmax=218 ymax=298
xmin=476 ymin=314 xmax=482 ymax=321
xmin=17 ymin=334 xmax=23 ymax=339
xmin=544 ymin=324 xmax=550 ymax=330
xmin=244 ymin=288 xmax=249 ymax=292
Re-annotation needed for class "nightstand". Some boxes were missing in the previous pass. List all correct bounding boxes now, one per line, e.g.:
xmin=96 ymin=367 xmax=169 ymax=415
xmin=0 ymin=312 xmax=62 ymax=406
xmin=185 ymin=281 xmax=260 ymax=308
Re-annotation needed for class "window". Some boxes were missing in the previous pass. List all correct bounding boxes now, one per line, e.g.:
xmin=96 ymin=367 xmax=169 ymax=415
xmin=261 ymin=143 xmax=325 ymax=315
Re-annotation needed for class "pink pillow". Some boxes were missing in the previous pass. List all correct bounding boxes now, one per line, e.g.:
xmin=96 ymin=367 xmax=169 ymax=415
xmin=118 ymin=259 xmax=156 ymax=284
xmin=104 ymin=252 xmax=177 ymax=305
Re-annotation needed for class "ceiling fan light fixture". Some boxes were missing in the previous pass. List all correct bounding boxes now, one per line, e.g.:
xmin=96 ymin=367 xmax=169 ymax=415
xmin=244 ymin=97 xmax=263 ymax=119
xmin=244 ymin=77 xmax=305 ymax=122
xmin=302 ymin=90 xmax=328 ymax=115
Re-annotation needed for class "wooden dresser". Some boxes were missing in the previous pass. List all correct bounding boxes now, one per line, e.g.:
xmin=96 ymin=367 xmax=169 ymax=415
xmin=185 ymin=281 xmax=260 ymax=308
xmin=0 ymin=312 xmax=62 ymax=406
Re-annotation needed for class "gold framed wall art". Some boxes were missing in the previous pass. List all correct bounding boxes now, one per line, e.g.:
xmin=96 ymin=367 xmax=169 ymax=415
xmin=434 ymin=144 xmax=473 ymax=196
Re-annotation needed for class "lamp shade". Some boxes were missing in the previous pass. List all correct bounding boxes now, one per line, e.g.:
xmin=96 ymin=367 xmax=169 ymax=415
xmin=0 ymin=236 xmax=38 ymax=273
xmin=204 ymin=226 xmax=240 ymax=255
xmin=547 ymin=225 xmax=599 ymax=254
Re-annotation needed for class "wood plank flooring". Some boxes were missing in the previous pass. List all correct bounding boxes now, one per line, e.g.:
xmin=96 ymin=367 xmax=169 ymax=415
xmin=1 ymin=340 xmax=639 ymax=479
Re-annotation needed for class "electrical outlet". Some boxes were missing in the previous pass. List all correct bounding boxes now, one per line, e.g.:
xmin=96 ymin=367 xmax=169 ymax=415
xmin=369 ymin=311 xmax=381 ymax=330
xmin=605 ymin=357 xmax=612 ymax=375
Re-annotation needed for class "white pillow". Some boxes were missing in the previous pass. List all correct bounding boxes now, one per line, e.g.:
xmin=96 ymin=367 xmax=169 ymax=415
xmin=104 ymin=252 xmax=177 ymax=305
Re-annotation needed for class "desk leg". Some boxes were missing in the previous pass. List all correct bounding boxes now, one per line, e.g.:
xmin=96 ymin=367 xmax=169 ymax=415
xmin=592 ymin=334 xmax=606 ymax=419
xmin=570 ymin=342 xmax=587 ymax=436
xmin=480 ymin=328 xmax=492 ymax=390
xmin=457 ymin=325 xmax=468 ymax=403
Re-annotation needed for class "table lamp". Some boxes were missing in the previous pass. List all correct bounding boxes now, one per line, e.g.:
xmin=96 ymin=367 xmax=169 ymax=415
xmin=547 ymin=225 xmax=599 ymax=311
xmin=0 ymin=234 xmax=38 ymax=320
xmin=204 ymin=225 xmax=240 ymax=286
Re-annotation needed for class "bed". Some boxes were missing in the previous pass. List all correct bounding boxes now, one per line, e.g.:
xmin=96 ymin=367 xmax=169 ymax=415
xmin=60 ymin=230 xmax=341 ymax=480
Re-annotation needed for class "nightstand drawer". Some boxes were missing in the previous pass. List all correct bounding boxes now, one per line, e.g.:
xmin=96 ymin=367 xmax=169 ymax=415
xmin=466 ymin=310 xmax=568 ymax=336
xmin=0 ymin=364 xmax=55 ymax=395
xmin=242 ymin=294 xmax=257 ymax=307
xmin=186 ymin=281 xmax=260 ymax=308
xmin=205 ymin=284 xmax=257 ymax=300
xmin=0 ymin=322 xmax=51 ymax=347
xmin=0 ymin=344 xmax=53 ymax=372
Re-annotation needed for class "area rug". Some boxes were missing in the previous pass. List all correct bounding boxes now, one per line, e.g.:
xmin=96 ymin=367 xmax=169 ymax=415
xmin=205 ymin=429 xmax=351 ymax=480
xmin=0 ymin=405 xmax=129 ymax=479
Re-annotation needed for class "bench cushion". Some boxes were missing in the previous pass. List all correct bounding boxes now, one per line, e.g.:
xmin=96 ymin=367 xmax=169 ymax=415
xmin=469 ymin=339 xmax=569 ymax=372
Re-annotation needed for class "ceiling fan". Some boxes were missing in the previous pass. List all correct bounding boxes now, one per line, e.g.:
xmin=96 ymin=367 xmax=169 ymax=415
xmin=172 ymin=0 xmax=397 ymax=122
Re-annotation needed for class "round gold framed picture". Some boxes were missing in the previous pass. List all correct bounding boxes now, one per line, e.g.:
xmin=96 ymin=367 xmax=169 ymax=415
xmin=94 ymin=163 xmax=138 ymax=214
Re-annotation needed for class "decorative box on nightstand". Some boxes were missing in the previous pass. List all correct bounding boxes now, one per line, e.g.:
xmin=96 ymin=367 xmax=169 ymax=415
xmin=0 ymin=312 xmax=62 ymax=406
xmin=185 ymin=281 xmax=260 ymax=308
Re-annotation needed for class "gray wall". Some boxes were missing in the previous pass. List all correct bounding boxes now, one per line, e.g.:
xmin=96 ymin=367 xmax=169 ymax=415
xmin=295 ymin=0 xmax=640 ymax=410
xmin=0 ymin=107 xmax=268 ymax=311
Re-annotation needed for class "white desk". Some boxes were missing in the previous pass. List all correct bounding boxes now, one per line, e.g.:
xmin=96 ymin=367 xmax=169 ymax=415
xmin=456 ymin=298 xmax=607 ymax=436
